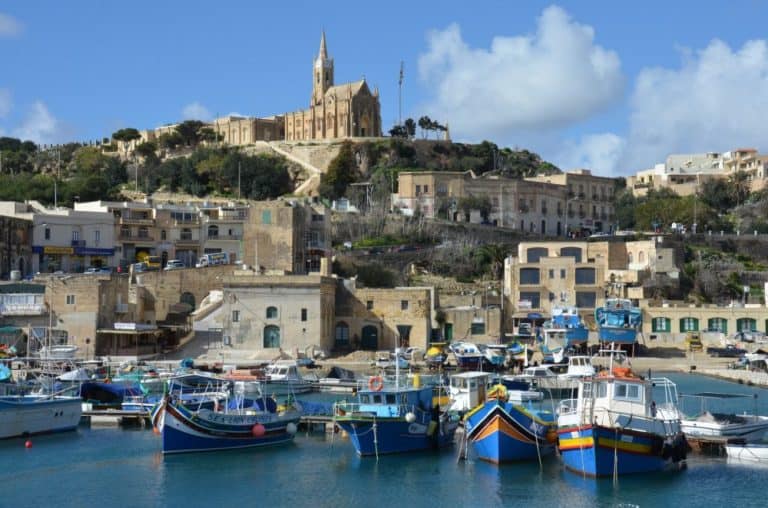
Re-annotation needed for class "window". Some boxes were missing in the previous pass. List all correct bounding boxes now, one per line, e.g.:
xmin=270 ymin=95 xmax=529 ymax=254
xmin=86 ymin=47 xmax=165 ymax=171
xmin=526 ymin=247 xmax=548 ymax=263
xmin=560 ymin=269 xmax=566 ymax=279
xmin=707 ymin=317 xmax=727 ymax=333
xmin=301 ymin=308 xmax=307 ymax=322
xmin=138 ymin=226 xmax=149 ymax=238
xmin=262 ymin=210 xmax=272 ymax=225
xmin=652 ymin=317 xmax=671 ymax=332
xmin=519 ymin=268 xmax=540 ymax=285
xmin=94 ymin=230 xmax=100 ymax=245
xmin=519 ymin=291 xmax=541 ymax=309
xmin=180 ymin=228 xmax=192 ymax=241
xmin=575 ymin=292 xmax=596 ymax=308
xmin=263 ymin=325 xmax=280 ymax=348
xmin=575 ymin=268 xmax=596 ymax=284
xmin=560 ymin=247 xmax=582 ymax=263
xmin=423 ymin=185 xmax=429 ymax=194
xmin=401 ymin=300 xmax=409 ymax=310
xmin=335 ymin=322 xmax=350 ymax=345
xmin=415 ymin=185 xmax=422 ymax=195
xmin=471 ymin=321 xmax=485 ymax=335
xmin=208 ymin=225 xmax=219 ymax=238
xmin=72 ymin=230 xmax=80 ymax=241
xmin=66 ymin=295 xmax=75 ymax=305
xmin=44 ymin=228 xmax=51 ymax=240
xmin=680 ymin=317 xmax=699 ymax=332
xmin=232 ymin=310 xmax=240 ymax=323
xmin=266 ymin=306 xmax=278 ymax=319
xmin=366 ymin=300 xmax=374 ymax=310
xmin=161 ymin=230 xmax=167 ymax=241
xmin=549 ymin=269 xmax=554 ymax=279
xmin=614 ymin=383 xmax=641 ymax=401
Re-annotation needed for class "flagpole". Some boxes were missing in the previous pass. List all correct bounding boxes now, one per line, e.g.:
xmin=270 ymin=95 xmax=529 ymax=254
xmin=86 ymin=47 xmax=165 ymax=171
xmin=398 ymin=61 xmax=404 ymax=126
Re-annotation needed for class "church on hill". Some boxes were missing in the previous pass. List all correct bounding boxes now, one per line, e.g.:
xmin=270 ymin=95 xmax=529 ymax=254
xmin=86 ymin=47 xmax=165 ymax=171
xmin=284 ymin=32 xmax=382 ymax=141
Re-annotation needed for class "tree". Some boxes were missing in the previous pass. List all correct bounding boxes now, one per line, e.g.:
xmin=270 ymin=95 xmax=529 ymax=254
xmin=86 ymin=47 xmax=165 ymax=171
xmin=388 ymin=125 xmax=408 ymax=138
xmin=475 ymin=244 xmax=508 ymax=279
xmin=404 ymin=118 xmax=416 ymax=139
xmin=417 ymin=116 xmax=432 ymax=139
xmin=158 ymin=132 xmax=183 ymax=150
xmin=134 ymin=142 xmax=158 ymax=159
xmin=319 ymin=141 xmax=357 ymax=200
xmin=458 ymin=195 xmax=492 ymax=221
xmin=175 ymin=120 xmax=205 ymax=146
xmin=199 ymin=127 xmax=222 ymax=143
xmin=111 ymin=128 xmax=141 ymax=143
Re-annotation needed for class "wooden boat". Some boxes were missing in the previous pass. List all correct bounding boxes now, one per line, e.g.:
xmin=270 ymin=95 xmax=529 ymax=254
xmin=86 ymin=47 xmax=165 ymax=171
xmin=557 ymin=365 xmax=688 ymax=477
xmin=462 ymin=384 xmax=556 ymax=464
xmin=152 ymin=393 xmax=301 ymax=454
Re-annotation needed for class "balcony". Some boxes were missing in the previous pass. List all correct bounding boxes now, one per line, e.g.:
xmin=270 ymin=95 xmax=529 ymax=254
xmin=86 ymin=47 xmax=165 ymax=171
xmin=0 ymin=303 xmax=45 ymax=316
xmin=203 ymin=215 xmax=246 ymax=224
xmin=173 ymin=218 xmax=200 ymax=226
xmin=207 ymin=233 xmax=243 ymax=241
xmin=119 ymin=216 xmax=154 ymax=226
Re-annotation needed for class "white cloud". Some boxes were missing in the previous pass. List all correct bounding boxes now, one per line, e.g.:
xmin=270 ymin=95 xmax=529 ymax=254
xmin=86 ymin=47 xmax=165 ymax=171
xmin=12 ymin=101 xmax=63 ymax=144
xmin=181 ymin=101 xmax=212 ymax=121
xmin=618 ymin=39 xmax=768 ymax=172
xmin=0 ymin=88 xmax=11 ymax=118
xmin=418 ymin=6 xmax=624 ymax=140
xmin=555 ymin=133 xmax=625 ymax=176
xmin=0 ymin=12 xmax=23 ymax=37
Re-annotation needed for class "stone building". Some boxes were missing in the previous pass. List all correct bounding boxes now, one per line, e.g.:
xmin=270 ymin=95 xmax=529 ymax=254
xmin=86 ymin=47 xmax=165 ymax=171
xmin=0 ymin=204 xmax=33 ymax=278
xmin=284 ymin=32 xmax=382 ymax=141
xmin=212 ymin=115 xmax=284 ymax=146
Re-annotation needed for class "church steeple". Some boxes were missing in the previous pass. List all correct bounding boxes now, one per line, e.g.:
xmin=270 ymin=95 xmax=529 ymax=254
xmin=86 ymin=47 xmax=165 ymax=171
xmin=313 ymin=31 xmax=334 ymax=105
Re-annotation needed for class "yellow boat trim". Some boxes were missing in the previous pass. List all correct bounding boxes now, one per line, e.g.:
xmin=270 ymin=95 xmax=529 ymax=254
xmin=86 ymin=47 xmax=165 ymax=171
xmin=559 ymin=436 xmax=594 ymax=449
xmin=473 ymin=415 xmax=531 ymax=443
xmin=596 ymin=437 xmax=652 ymax=454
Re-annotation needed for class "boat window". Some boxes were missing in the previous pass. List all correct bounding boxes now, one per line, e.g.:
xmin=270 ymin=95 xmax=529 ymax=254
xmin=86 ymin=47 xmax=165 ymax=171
xmin=469 ymin=380 xmax=477 ymax=388
xmin=373 ymin=394 xmax=382 ymax=403
xmin=361 ymin=395 xmax=370 ymax=403
xmin=401 ymin=394 xmax=409 ymax=404
xmin=596 ymin=382 xmax=608 ymax=398
xmin=386 ymin=394 xmax=396 ymax=404
xmin=614 ymin=383 xmax=641 ymax=400
xmin=582 ymin=382 xmax=592 ymax=398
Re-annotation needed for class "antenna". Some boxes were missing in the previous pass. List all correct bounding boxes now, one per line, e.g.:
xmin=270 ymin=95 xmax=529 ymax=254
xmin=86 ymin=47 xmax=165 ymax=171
xmin=398 ymin=61 xmax=404 ymax=126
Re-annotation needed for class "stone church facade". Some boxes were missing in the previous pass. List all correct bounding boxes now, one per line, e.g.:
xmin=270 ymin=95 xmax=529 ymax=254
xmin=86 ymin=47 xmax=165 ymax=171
xmin=284 ymin=33 xmax=382 ymax=141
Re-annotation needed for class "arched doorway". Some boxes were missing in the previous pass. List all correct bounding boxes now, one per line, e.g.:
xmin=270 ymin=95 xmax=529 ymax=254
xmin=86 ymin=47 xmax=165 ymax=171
xmin=263 ymin=325 xmax=280 ymax=348
xmin=361 ymin=325 xmax=378 ymax=350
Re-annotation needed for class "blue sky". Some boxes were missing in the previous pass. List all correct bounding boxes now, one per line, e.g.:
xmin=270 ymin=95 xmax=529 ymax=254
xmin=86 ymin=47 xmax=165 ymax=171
xmin=2 ymin=1 xmax=768 ymax=175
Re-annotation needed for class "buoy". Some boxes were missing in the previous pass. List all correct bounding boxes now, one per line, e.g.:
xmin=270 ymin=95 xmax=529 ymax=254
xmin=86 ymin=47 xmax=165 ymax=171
xmin=286 ymin=422 xmax=298 ymax=435
xmin=251 ymin=423 xmax=266 ymax=437
xmin=24 ymin=440 xmax=32 ymax=449
xmin=405 ymin=412 xmax=416 ymax=423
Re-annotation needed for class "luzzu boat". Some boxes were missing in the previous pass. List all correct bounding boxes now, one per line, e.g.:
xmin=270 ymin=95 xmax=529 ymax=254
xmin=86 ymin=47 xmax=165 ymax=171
xmin=462 ymin=384 xmax=556 ymax=463
xmin=152 ymin=393 xmax=301 ymax=454
xmin=557 ymin=364 xmax=688 ymax=477
xmin=334 ymin=376 xmax=458 ymax=456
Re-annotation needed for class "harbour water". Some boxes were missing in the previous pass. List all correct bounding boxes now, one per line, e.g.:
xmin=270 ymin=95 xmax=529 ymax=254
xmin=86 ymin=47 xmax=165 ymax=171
xmin=3 ymin=373 xmax=768 ymax=508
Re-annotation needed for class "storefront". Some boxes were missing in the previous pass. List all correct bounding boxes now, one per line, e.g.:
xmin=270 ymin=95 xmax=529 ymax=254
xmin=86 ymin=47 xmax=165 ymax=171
xmin=33 ymin=245 xmax=115 ymax=273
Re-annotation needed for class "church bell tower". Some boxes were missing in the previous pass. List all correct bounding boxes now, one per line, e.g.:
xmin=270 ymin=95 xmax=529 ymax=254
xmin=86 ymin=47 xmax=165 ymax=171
xmin=312 ymin=31 xmax=334 ymax=106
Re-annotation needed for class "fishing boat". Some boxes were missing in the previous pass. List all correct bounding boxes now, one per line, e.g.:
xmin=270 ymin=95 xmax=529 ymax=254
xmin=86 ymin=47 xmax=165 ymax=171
xmin=725 ymin=443 xmax=768 ymax=463
xmin=557 ymin=364 xmax=688 ymax=477
xmin=38 ymin=345 xmax=79 ymax=360
xmin=334 ymin=375 xmax=458 ymax=456
xmin=247 ymin=361 xmax=314 ymax=396
xmin=548 ymin=305 xmax=589 ymax=348
xmin=594 ymin=298 xmax=642 ymax=349
xmin=152 ymin=391 xmax=301 ymax=454
xmin=461 ymin=383 xmax=556 ymax=463
xmin=680 ymin=392 xmax=768 ymax=443
xmin=450 ymin=342 xmax=485 ymax=371
xmin=0 ymin=393 xmax=82 ymax=439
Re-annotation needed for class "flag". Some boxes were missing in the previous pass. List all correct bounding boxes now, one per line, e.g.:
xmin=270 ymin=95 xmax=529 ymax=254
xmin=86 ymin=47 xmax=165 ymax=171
xmin=399 ymin=61 xmax=404 ymax=86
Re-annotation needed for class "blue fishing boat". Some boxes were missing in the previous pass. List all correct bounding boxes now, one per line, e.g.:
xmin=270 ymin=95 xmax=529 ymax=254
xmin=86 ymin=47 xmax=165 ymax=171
xmin=594 ymin=298 xmax=642 ymax=346
xmin=557 ymin=365 xmax=688 ymax=477
xmin=334 ymin=376 xmax=458 ymax=456
xmin=152 ymin=393 xmax=301 ymax=454
xmin=548 ymin=305 xmax=589 ymax=347
xmin=462 ymin=385 xmax=556 ymax=463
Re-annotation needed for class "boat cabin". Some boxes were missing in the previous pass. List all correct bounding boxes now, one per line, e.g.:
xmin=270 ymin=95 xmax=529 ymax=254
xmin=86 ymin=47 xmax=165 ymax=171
xmin=448 ymin=372 xmax=492 ymax=413
xmin=355 ymin=385 xmax=433 ymax=418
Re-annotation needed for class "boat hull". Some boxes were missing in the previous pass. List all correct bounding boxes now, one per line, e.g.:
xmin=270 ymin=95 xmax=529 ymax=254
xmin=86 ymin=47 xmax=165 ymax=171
xmin=681 ymin=415 xmax=768 ymax=442
xmin=157 ymin=401 xmax=300 ymax=454
xmin=725 ymin=443 xmax=768 ymax=462
xmin=336 ymin=417 xmax=458 ymax=456
xmin=0 ymin=396 xmax=82 ymax=439
xmin=558 ymin=425 xmax=687 ymax=476
xmin=455 ymin=355 xmax=484 ymax=371
xmin=598 ymin=327 xmax=637 ymax=344
xmin=464 ymin=400 xmax=555 ymax=463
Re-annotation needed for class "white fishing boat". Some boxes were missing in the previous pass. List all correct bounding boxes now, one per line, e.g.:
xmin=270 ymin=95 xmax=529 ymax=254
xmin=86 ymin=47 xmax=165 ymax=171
xmin=38 ymin=345 xmax=79 ymax=360
xmin=0 ymin=393 xmax=82 ymax=439
xmin=680 ymin=392 xmax=768 ymax=443
xmin=725 ymin=443 xmax=768 ymax=463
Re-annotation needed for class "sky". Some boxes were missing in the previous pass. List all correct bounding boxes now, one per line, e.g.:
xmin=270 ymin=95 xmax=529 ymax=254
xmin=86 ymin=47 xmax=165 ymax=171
xmin=2 ymin=1 xmax=768 ymax=176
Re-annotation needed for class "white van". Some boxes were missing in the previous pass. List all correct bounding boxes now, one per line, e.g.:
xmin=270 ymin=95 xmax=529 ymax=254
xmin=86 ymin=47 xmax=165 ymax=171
xmin=195 ymin=252 xmax=229 ymax=268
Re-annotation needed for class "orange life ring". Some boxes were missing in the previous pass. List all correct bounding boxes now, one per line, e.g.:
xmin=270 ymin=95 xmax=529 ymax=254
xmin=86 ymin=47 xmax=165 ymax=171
xmin=368 ymin=376 xmax=384 ymax=392
xmin=612 ymin=366 xmax=633 ymax=378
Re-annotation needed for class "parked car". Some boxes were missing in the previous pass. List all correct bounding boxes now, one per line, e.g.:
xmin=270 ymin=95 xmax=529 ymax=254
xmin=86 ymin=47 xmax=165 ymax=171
xmin=164 ymin=260 xmax=185 ymax=271
xmin=402 ymin=347 xmax=423 ymax=361
xmin=706 ymin=344 xmax=747 ymax=358
xmin=374 ymin=350 xmax=409 ymax=370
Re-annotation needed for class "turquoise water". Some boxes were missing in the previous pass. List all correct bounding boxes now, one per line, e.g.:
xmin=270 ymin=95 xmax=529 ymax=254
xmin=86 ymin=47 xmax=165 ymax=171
xmin=3 ymin=373 xmax=768 ymax=508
